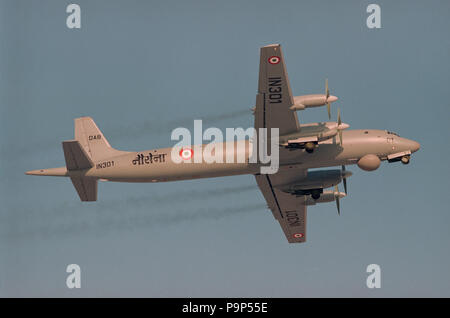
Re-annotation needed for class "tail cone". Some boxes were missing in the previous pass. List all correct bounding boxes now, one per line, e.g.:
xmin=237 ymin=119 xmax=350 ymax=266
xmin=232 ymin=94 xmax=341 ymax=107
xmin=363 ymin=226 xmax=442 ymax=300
xmin=25 ymin=167 xmax=68 ymax=176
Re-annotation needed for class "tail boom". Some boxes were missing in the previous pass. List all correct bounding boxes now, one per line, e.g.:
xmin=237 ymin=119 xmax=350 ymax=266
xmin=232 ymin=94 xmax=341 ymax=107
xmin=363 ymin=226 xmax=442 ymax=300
xmin=26 ymin=167 xmax=68 ymax=176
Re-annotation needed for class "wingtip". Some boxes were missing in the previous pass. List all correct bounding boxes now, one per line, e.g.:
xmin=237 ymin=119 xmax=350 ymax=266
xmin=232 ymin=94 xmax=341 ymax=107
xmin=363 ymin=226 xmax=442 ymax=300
xmin=75 ymin=116 xmax=93 ymax=121
xmin=262 ymin=43 xmax=281 ymax=48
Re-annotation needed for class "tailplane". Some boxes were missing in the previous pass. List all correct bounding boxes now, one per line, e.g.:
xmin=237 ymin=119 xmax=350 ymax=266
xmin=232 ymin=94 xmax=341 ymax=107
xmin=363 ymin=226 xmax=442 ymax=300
xmin=70 ymin=176 xmax=98 ymax=202
xmin=27 ymin=117 xmax=127 ymax=202
xmin=62 ymin=140 xmax=97 ymax=201
xmin=67 ymin=117 xmax=127 ymax=201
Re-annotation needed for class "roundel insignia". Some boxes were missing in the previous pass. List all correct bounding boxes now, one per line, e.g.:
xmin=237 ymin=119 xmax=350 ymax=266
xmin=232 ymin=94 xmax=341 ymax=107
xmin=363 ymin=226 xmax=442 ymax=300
xmin=293 ymin=233 xmax=304 ymax=239
xmin=179 ymin=148 xmax=193 ymax=160
xmin=268 ymin=56 xmax=280 ymax=64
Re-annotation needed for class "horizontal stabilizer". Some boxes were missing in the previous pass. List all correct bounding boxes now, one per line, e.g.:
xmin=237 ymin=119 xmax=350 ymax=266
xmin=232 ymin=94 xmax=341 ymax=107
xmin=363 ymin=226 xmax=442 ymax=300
xmin=70 ymin=177 xmax=98 ymax=202
xmin=62 ymin=140 xmax=93 ymax=171
xmin=63 ymin=140 xmax=97 ymax=201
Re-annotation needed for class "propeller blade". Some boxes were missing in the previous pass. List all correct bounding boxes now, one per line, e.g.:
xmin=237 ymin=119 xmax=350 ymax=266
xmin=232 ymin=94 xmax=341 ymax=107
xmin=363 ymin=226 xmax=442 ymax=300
xmin=343 ymin=178 xmax=347 ymax=194
xmin=325 ymin=79 xmax=331 ymax=119
xmin=336 ymin=197 xmax=340 ymax=216
xmin=341 ymin=165 xmax=347 ymax=193
xmin=334 ymin=185 xmax=340 ymax=216
xmin=337 ymin=108 xmax=343 ymax=145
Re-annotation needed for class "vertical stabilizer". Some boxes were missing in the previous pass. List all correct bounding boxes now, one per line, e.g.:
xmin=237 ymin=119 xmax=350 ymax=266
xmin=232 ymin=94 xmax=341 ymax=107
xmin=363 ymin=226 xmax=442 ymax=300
xmin=74 ymin=117 xmax=125 ymax=162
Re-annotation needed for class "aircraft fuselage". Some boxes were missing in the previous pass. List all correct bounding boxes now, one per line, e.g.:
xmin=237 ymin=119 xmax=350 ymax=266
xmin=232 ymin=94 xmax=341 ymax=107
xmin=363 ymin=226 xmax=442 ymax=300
xmin=28 ymin=129 xmax=419 ymax=183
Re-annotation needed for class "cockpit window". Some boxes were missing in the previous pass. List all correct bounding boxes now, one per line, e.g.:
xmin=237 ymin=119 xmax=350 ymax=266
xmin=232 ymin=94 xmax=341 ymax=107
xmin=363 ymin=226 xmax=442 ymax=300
xmin=386 ymin=131 xmax=399 ymax=136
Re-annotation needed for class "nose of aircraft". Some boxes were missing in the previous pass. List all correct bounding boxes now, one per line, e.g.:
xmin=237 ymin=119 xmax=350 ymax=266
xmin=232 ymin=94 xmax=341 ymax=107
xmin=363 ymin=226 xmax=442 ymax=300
xmin=400 ymin=138 xmax=420 ymax=153
xmin=409 ymin=139 xmax=420 ymax=153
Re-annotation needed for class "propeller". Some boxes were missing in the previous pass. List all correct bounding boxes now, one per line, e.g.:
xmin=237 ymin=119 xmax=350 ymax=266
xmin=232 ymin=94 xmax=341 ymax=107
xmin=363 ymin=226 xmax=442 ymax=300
xmin=324 ymin=79 xmax=339 ymax=119
xmin=338 ymin=108 xmax=342 ymax=145
xmin=326 ymin=79 xmax=331 ymax=119
xmin=341 ymin=165 xmax=348 ymax=194
xmin=335 ymin=166 xmax=351 ymax=215
xmin=336 ymin=108 xmax=350 ymax=146
xmin=334 ymin=185 xmax=341 ymax=215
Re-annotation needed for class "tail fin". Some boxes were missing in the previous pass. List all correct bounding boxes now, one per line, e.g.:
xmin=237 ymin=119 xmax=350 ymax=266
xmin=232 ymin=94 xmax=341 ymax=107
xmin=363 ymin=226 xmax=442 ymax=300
xmin=74 ymin=116 xmax=124 ymax=162
xmin=62 ymin=140 xmax=97 ymax=202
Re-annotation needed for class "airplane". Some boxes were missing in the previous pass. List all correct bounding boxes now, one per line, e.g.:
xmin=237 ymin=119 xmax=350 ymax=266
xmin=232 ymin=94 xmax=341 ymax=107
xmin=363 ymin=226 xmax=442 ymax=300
xmin=26 ymin=44 xmax=420 ymax=243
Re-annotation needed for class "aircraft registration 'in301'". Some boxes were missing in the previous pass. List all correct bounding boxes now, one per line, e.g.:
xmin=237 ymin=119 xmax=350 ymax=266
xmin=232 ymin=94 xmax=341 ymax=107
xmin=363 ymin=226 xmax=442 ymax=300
xmin=26 ymin=44 xmax=420 ymax=244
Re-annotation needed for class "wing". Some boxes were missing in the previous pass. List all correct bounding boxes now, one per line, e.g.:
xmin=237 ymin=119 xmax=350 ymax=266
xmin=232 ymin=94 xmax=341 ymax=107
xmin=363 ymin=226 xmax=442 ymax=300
xmin=255 ymin=167 xmax=308 ymax=243
xmin=254 ymin=44 xmax=299 ymax=137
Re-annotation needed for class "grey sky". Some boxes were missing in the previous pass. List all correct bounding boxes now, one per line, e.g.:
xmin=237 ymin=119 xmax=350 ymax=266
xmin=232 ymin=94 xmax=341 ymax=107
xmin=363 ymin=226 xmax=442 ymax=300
xmin=1 ymin=0 xmax=449 ymax=297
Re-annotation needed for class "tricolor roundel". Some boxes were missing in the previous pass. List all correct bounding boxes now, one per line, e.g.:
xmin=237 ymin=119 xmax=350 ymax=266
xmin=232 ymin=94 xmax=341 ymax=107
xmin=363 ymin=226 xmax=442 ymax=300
xmin=268 ymin=56 xmax=280 ymax=64
xmin=179 ymin=148 xmax=194 ymax=160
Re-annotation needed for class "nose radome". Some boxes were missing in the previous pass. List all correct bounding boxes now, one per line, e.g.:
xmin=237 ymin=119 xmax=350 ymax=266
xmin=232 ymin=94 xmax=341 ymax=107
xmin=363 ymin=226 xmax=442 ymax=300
xmin=403 ymin=139 xmax=420 ymax=153
xmin=411 ymin=140 xmax=420 ymax=153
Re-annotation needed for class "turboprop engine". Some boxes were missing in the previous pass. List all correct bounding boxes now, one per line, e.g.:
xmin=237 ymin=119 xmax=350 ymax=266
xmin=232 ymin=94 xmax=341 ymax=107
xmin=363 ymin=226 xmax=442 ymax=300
xmin=290 ymin=79 xmax=338 ymax=119
xmin=304 ymin=185 xmax=347 ymax=215
xmin=305 ymin=190 xmax=346 ymax=206
xmin=282 ymin=167 xmax=352 ymax=200
xmin=291 ymin=94 xmax=338 ymax=110
xmin=281 ymin=108 xmax=349 ymax=153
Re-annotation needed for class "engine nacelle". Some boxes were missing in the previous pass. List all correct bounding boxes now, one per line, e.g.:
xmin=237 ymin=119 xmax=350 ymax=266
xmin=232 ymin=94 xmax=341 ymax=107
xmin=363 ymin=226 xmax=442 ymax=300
xmin=282 ymin=169 xmax=351 ymax=194
xmin=357 ymin=154 xmax=381 ymax=171
xmin=290 ymin=94 xmax=338 ymax=111
xmin=305 ymin=190 xmax=346 ymax=206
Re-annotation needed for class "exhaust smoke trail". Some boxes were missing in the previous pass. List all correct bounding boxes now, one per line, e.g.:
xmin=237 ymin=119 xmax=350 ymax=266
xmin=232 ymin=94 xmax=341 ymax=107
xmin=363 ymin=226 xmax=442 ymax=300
xmin=109 ymin=109 xmax=250 ymax=140
xmin=2 ymin=183 xmax=261 ymax=240
xmin=7 ymin=203 xmax=265 ymax=240
xmin=4 ymin=109 xmax=250 ymax=160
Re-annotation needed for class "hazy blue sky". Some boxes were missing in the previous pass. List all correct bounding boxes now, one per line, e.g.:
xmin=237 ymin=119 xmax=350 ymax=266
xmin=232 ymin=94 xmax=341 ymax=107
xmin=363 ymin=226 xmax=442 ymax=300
xmin=1 ymin=0 xmax=449 ymax=297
